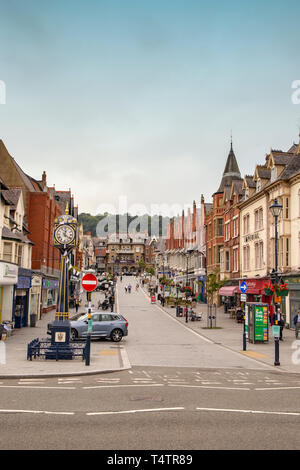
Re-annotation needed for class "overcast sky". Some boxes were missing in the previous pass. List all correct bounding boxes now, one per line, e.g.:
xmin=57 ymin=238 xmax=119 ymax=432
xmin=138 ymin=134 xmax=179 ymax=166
xmin=0 ymin=0 xmax=299 ymax=217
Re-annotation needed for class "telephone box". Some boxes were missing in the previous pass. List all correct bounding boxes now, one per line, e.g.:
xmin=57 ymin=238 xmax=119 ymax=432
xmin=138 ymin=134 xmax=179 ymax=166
xmin=246 ymin=302 xmax=269 ymax=343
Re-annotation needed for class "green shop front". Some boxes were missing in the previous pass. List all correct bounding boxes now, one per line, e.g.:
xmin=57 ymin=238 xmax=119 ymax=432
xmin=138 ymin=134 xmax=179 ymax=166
xmin=41 ymin=277 xmax=59 ymax=314
xmin=282 ymin=274 xmax=300 ymax=328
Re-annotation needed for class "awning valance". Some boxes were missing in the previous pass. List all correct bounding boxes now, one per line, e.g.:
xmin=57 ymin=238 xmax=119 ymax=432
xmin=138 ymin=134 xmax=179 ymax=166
xmin=219 ymin=286 xmax=239 ymax=296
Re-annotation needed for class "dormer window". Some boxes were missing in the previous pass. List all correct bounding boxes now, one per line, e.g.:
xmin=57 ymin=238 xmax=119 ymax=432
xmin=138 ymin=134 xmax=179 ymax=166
xmin=271 ymin=166 xmax=276 ymax=182
xmin=256 ymin=178 xmax=261 ymax=192
xmin=245 ymin=188 xmax=249 ymax=200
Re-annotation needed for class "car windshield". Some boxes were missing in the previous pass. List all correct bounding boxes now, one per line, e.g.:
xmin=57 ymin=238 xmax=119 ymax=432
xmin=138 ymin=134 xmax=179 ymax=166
xmin=77 ymin=313 xmax=88 ymax=322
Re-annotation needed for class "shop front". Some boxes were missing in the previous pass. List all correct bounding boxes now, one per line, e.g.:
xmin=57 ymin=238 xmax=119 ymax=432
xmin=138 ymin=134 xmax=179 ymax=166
xmin=41 ymin=277 xmax=59 ymax=314
xmin=219 ymin=284 xmax=240 ymax=312
xmin=0 ymin=261 xmax=18 ymax=323
xmin=30 ymin=274 xmax=42 ymax=322
xmin=196 ymin=275 xmax=206 ymax=303
xmin=238 ymin=278 xmax=274 ymax=322
xmin=282 ymin=275 xmax=300 ymax=328
xmin=13 ymin=268 xmax=32 ymax=329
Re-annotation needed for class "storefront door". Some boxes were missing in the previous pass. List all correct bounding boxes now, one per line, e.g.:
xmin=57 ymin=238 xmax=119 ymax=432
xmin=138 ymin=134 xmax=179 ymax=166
xmin=14 ymin=291 xmax=28 ymax=328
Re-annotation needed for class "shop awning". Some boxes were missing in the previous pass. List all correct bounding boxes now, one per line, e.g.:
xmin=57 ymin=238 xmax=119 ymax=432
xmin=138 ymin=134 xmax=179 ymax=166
xmin=219 ymin=286 xmax=239 ymax=296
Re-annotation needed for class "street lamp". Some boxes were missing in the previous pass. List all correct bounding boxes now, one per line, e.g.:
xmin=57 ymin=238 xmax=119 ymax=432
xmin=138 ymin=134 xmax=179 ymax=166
xmin=185 ymin=248 xmax=194 ymax=323
xmin=269 ymin=198 xmax=283 ymax=366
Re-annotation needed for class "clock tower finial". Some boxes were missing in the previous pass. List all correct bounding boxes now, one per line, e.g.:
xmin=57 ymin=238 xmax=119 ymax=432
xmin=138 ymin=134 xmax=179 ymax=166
xmin=65 ymin=202 xmax=69 ymax=215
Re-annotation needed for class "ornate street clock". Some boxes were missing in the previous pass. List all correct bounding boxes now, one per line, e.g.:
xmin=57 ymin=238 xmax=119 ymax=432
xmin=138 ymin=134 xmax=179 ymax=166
xmin=46 ymin=203 xmax=78 ymax=359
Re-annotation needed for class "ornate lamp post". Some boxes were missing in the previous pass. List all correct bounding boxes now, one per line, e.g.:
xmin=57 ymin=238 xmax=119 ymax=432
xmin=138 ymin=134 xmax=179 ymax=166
xmin=269 ymin=198 xmax=283 ymax=366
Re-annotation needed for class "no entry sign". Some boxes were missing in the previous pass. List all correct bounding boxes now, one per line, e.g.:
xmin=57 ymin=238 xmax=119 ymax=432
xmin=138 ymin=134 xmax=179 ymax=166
xmin=81 ymin=273 xmax=98 ymax=292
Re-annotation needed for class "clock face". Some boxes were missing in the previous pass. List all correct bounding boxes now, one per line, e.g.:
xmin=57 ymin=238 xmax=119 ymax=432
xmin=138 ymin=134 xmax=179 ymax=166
xmin=55 ymin=225 xmax=75 ymax=245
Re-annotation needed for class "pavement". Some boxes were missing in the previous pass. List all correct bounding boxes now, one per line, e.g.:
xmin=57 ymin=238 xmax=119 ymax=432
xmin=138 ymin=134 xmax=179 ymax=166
xmin=2 ymin=279 xmax=300 ymax=378
xmin=142 ymin=286 xmax=300 ymax=374
xmin=0 ymin=290 xmax=130 ymax=379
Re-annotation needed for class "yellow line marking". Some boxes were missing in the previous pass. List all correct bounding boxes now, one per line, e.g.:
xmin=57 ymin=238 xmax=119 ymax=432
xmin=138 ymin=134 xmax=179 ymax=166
xmin=99 ymin=350 xmax=118 ymax=356
xmin=240 ymin=351 xmax=270 ymax=359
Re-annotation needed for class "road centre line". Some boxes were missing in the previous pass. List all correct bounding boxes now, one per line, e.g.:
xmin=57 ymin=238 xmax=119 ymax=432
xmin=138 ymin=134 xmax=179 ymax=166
xmin=167 ymin=384 xmax=250 ymax=391
xmin=196 ymin=407 xmax=300 ymax=417
xmin=0 ymin=409 xmax=74 ymax=415
xmin=83 ymin=384 xmax=164 ymax=389
xmin=86 ymin=407 xmax=185 ymax=416
xmin=255 ymin=386 xmax=300 ymax=391
xmin=0 ymin=385 xmax=76 ymax=390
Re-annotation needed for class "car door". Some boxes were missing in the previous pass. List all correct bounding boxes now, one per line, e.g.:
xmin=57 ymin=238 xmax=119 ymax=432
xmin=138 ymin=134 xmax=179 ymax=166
xmin=90 ymin=313 xmax=104 ymax=337
xmin=98 ymin=313 xmax=114 ymax=337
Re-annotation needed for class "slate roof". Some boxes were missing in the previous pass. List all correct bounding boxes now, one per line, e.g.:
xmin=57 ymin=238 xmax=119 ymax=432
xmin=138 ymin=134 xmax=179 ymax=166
xmin=2 ymin=226 xmax=33 ymax=244
xmin=215 ymin=143 xmax=242 ymax=194
xmin=279 ymin=154 xmax=300 ymax=180
xmin=2 ymin=188 xmax=22 ymax=210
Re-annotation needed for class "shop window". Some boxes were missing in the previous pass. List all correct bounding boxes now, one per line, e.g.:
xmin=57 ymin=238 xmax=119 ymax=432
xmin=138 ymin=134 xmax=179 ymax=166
xmin=3 ymin=242 xmax=12 ymax=262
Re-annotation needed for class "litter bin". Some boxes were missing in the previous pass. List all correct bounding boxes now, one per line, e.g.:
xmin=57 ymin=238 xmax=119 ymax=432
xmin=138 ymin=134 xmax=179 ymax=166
xmin=30 ymin=314 xmax=37 ymax=328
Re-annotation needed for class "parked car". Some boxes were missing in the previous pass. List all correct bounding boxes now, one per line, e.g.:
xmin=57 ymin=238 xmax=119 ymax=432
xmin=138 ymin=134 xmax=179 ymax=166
xmin=47 ymin=312 xmax=128 ymax=342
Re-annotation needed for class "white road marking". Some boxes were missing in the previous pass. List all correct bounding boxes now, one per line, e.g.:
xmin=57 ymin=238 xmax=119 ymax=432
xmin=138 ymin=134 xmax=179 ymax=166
xmin=196 ymin=407 xmax=300 ymax=417
xmin=0 ymin=386 xmax=76 ymax=390
xmin=255 ymin=386 xmax=300 ymax=391
xmin=0 ymin=409 xmax=74 ymax=415
xmin=168 ymin=384 xmax=250 ymax=390
xmin=83 ymin=384 xmax=164 ymax=390
xmin=87 ymin=407 xmax=185 ymax=416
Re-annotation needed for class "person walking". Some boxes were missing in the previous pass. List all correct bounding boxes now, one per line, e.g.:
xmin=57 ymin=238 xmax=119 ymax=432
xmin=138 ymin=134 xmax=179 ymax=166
xmin=128 ymin=284 xmax=131 ymax=294
xmin=109 ymin=294 xmax=115 ymax=312
xmin=125 ymin=286 xmax=127 ymax=293
xmin=293 ymin=310 xmax=300 ymax=338
xmin=75 ymin=297 xmax=79 ymax=313
xmin=273 ymin=307 xmax=284 ymax=341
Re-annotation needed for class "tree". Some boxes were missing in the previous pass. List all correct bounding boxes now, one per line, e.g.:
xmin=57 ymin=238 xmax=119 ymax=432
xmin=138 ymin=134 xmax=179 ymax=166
xmin=146 ymin=266 xmax=155 ymax=276
xmin=206 ymin=269 xmax=227 ymax=306
xmin=138 ymin=259 xmax=146 ymax=272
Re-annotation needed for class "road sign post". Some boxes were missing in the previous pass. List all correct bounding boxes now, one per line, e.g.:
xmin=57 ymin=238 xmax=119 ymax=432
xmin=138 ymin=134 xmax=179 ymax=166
xmin=81 ymin=273 xmax=98 ymax=366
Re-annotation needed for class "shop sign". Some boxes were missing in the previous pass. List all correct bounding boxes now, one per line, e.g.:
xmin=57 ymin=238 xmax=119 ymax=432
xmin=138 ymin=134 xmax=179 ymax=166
xmin=4 ymin=263 xmax=18 ymax=278
xmin=244 ymin=233 xmax=260 ymax=243
xmin=0 ymin=262 xmax=18 ymax=285
xmin=32 ymin=276 xmax=42 ymax=287
xmin=239 ymin=279 xmax=266 ymax=294
xmin=17 ymin=276 xmax=31 ymax=289
xmin=42 ymin=279 xmax=59 ymax=290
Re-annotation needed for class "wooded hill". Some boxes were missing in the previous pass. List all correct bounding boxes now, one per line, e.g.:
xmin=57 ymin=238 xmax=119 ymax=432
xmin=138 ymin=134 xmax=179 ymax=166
xmin=78 ymin=213 xmax=170 ymax=237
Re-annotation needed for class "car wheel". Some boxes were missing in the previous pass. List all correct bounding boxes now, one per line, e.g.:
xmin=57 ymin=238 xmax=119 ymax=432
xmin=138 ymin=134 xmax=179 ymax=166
xmin=71 ymin=329 xmax=78 ymax=341
xmin=110 ymin=329 xmax=123 ymax=342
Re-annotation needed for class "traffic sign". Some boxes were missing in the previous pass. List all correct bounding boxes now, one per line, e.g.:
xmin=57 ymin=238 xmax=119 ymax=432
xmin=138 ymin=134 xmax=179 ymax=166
xmin=240 ymin=281 xmax=247 ymax=294
xmin=241 ymin=293 xmax=247 ymax=302
xmin=81 ymin=273 xmax=98 ymax=292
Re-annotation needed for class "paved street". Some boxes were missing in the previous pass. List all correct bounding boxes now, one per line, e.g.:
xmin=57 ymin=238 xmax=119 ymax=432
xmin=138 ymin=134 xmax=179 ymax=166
xmin=2 ymin=279 xmax=300 ymax=449
xmin=117 ymin=279 xmax=271 ymax=370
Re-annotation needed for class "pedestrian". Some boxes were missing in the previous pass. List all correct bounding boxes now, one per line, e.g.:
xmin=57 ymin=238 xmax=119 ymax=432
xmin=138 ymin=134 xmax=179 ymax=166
xmin=273 ymin=307 xmax=284 ymax=341
xmin=293 ymin=310 xmax=300 ymax=338
xmin=128 ymin=284 xmax=131 ymax=294
xmin=75 ymin=297 xmax=79 ymax=313
xmin=125 ymin=286 xmax=127 ymax=293
xmin=109 ymin=295 xmax=115 ymax=312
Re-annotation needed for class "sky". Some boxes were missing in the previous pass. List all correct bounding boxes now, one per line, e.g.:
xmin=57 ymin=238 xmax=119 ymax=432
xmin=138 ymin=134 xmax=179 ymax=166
xmin=0 ymin=0 xmax=299 ymax=217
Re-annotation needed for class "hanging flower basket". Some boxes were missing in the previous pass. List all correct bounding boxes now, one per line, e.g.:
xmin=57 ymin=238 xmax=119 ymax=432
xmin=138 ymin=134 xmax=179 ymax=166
xmin=275 ymin=283 xmax=289 ymax=297
xmin=263 ymin=283 xmax=274 ymax=296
